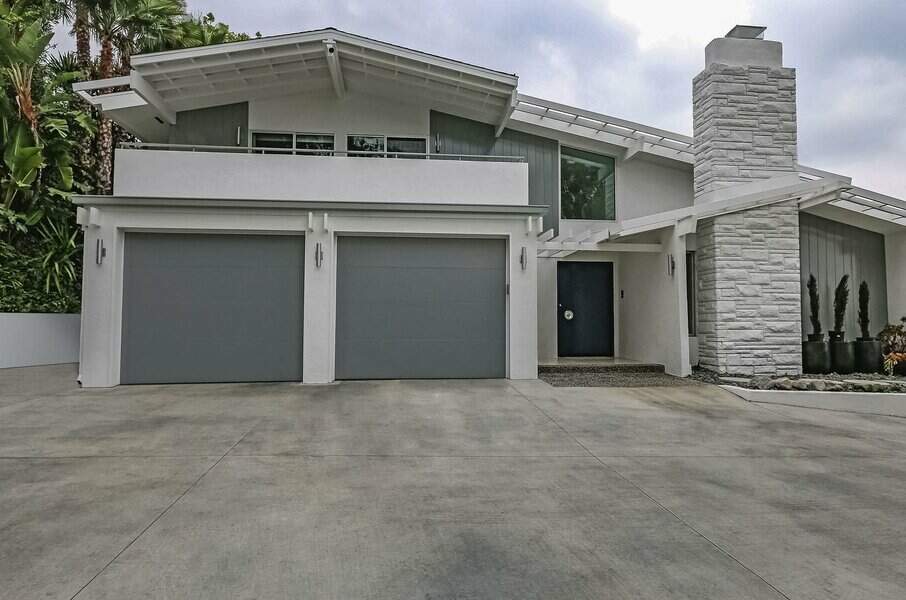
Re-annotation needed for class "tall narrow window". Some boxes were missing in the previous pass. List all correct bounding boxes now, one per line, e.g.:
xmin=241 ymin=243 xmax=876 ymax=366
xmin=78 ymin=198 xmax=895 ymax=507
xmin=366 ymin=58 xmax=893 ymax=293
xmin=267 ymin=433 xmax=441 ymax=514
xmin=347 ymin=135 xmax=385 ymax=157
xmin=560 ymin=147 xmax=616 ymax=220
xmin=686 ymin=251 xmax=697 ymax=336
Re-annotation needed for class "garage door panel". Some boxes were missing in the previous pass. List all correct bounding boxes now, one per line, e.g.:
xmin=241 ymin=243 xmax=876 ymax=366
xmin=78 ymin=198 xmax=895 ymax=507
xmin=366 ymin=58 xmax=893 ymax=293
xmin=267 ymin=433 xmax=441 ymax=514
xmin=335 ymin=237 xmax=506 ymax=380
xmin=121 ymin=233 xmax=303 ymax=384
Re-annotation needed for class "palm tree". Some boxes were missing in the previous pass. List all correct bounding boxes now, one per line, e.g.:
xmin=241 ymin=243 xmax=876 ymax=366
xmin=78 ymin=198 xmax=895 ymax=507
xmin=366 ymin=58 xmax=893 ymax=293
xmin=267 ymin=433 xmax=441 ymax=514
xmin=88 ymin=0 xmax=185 ymax=193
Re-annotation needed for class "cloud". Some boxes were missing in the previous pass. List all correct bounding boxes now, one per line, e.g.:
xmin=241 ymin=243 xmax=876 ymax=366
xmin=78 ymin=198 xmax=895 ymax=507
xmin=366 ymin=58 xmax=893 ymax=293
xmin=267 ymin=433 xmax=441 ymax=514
xmin=51 ymin=0 xmax=906 ymax=198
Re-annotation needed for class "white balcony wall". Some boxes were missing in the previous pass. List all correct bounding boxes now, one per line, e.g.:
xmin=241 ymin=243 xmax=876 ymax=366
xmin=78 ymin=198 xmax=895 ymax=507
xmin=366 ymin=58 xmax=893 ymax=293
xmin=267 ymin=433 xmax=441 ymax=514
xmin=113 ymin=149 xmax=529 ymax=206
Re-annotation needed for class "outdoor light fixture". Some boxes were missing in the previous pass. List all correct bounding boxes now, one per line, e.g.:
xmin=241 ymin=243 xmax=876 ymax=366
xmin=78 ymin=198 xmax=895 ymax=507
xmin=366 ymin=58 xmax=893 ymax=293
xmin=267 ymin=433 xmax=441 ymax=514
xmin=520 ymin=246 xmax=527 ymax=270
xmin=315 ymin=242 xmax=324 ymax=268
xmin=666 ymin=253 xmax=676 ymax=277
xmin=95 ymin=238 xmax=106 ymax=265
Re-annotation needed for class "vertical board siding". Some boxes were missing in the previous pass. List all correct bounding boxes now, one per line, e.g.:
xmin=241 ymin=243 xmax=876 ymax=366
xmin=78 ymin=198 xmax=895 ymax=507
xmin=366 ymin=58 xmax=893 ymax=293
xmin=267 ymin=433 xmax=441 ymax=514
xmin=430 ymin=111 xmax=559 ymax=233
xmin=169 ymin=102 xmax=249 ymax=147
xmin=799 ymin=213 xmax=888 ymax=339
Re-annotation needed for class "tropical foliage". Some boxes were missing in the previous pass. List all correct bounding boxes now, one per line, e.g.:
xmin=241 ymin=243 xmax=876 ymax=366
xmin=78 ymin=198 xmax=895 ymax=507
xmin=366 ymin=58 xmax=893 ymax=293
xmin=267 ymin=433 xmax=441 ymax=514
xmin=0 ymin=0 xmax=251 ymax=312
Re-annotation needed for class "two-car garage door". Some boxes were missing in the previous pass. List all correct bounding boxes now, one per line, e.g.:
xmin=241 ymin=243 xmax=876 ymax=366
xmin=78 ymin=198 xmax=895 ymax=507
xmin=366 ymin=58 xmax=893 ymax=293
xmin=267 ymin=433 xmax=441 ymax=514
xmin=120 ymin=233 xmax=506 ymax=383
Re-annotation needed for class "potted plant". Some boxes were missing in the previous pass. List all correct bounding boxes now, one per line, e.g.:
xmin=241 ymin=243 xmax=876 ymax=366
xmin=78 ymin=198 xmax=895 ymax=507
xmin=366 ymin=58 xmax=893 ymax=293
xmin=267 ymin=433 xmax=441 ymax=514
xmin=829 ymin=274 xmax=855 ymax=374
xmin=854 ymin=281 xmax=882 ymax=373
xmin=879 ymin=317 xmax=906 ymax=376
xmin=802 ymin=274 xmax=830 ymax=373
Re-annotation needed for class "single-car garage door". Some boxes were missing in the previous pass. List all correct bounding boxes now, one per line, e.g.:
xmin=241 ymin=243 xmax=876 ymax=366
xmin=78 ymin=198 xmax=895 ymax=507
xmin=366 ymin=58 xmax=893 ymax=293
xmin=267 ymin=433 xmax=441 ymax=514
xmin=120 ymin=233 xmax=304 ymax=384
xmin=335 ymin=236 xmax=506 ymax=379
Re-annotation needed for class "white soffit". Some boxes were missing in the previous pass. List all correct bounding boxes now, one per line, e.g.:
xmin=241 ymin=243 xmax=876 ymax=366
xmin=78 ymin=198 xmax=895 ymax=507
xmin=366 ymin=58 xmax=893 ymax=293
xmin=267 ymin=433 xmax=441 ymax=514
xmin=512 ymin=95 xmax=695 ymax=164
xmin=799 ymin=166 xmax=906 ymax=228
xmin=127 ymin=28 xmax=518 ymax=120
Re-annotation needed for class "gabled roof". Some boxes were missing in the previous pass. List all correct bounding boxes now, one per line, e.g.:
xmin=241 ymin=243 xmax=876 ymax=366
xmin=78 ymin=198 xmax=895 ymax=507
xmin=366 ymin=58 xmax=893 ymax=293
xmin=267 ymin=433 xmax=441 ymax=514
xmin=75 ymin=28 xmax=519 ymax=140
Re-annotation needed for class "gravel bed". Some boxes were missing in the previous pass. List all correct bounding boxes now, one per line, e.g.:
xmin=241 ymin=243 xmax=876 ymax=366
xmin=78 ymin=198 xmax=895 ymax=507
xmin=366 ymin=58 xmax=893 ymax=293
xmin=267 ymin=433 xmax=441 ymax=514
xmin=539 ymin=371 xmax=701 ymax=387
xmin=690 ymin=368 xmax=906 ymax=393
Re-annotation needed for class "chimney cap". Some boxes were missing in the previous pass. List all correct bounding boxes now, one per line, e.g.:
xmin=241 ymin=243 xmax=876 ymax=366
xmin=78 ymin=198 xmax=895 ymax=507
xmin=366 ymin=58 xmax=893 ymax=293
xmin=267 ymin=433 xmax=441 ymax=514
xmin=726 ymin=25 xmax=767 ymax=39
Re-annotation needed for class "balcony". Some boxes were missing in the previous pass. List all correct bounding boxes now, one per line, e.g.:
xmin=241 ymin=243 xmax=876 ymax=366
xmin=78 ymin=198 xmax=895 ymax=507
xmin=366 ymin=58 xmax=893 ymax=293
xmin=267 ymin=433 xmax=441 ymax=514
xmin=112 ymin=144 xmax=528 ymax=206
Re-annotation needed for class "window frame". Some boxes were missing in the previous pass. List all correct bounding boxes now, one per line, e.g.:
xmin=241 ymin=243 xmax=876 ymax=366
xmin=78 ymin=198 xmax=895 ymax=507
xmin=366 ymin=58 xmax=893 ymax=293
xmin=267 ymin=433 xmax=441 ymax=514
xmin=250 ymin=130 xmax=336 ymax=156
xmin=558 ymin=145 xmax=617 ymax=222
xmin=347 ymin=134 xmax=429 ymax=158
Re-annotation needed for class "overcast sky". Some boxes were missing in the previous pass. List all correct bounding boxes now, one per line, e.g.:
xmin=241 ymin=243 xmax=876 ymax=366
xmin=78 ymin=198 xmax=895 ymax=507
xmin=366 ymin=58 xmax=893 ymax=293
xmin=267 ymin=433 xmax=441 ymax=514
xmin=54 ymin=0 xmax=906 ymax=198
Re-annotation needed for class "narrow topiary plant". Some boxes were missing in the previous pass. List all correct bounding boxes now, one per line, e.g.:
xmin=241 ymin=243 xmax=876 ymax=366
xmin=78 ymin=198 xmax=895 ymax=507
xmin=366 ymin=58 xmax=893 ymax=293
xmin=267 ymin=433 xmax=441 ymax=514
xmin=807 ymin=274 xmax=821 ymax=338
xmin=858 ymin=281 xmax=871 ymax=340
xmin=832 ymin=274 xmax=850 ymax=338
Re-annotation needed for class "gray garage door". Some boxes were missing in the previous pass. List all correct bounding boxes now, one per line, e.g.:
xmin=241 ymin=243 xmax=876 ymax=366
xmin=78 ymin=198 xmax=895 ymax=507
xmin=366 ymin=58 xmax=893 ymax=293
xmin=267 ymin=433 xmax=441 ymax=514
xmin=335 ymin=237 xmax=506 ymax=379
xmin=121 ymin=233 xmax=304 ymax=384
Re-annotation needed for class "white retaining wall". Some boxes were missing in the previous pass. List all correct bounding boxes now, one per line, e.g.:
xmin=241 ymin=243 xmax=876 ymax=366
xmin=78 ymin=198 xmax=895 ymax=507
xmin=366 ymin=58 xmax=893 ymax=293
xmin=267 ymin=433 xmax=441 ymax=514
xmin=0 ymin=313 xmax=80 ymax=369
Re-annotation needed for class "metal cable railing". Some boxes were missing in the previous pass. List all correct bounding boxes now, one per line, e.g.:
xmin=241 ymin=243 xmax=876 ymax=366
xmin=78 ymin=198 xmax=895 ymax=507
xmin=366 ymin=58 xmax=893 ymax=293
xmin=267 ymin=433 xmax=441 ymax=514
xmin=119 ymin=142 xmax=527 ymax=162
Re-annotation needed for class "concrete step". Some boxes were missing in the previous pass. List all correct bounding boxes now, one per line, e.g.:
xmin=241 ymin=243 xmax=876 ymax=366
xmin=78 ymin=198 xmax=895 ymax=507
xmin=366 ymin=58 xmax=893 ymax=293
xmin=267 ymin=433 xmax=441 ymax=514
xmin=538 ymin=363 xmax=665 ymax=375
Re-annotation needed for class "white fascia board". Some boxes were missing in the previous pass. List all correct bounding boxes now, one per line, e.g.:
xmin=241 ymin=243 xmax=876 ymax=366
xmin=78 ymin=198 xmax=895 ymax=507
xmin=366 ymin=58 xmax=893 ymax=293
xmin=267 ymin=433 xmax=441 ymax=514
xmin=77 ymin=89 xmax=146 ymax=111
xmin=72 ymin=75 xmax=132 ymax=92
xmin=798 ymin=164 xmax=853 ymax=184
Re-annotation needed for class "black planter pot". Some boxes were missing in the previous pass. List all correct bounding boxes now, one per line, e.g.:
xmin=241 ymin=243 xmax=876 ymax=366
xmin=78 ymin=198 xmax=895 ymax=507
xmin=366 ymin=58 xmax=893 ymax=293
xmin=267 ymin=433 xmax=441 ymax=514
xmin=855 ymin=339 xmax=882 ymax=374
xmin=802 ymin=337 xmax=830 ymax=374
xmin=830 ymin=340 xmax=856 ymax=374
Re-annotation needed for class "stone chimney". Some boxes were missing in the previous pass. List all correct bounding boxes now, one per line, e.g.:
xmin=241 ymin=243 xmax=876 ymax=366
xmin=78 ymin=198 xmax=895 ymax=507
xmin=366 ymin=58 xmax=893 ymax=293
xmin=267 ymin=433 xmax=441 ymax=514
xmin=693 ymin=26 xmax=803 ymax=376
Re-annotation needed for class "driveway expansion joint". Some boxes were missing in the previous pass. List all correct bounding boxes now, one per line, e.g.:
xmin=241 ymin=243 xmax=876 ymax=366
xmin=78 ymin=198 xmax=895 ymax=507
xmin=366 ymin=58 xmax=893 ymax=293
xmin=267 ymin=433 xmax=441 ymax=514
xmin=68 ymin=420 xmax=261 ymax=600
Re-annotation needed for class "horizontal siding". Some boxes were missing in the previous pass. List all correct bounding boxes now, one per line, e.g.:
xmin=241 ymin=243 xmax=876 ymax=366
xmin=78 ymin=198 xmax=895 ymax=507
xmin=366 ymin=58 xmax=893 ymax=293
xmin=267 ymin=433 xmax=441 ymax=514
xmin=430 ymin=111 xmax=559 ymax=233
xmin=799 ymin=213 xmax=887 ymax=339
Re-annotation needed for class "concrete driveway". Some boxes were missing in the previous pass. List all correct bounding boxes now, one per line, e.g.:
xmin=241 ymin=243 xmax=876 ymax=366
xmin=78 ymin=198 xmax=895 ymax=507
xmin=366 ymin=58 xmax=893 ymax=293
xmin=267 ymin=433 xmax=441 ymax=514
xmin=2 ymin=365 xmax=905 ymax=599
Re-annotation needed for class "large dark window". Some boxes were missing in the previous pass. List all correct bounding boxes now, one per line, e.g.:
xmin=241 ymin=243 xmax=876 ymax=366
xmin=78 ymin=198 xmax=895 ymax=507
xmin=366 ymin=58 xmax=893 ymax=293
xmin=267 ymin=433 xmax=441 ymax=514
xmin=560 ymin=147 xmax=616 ymax=220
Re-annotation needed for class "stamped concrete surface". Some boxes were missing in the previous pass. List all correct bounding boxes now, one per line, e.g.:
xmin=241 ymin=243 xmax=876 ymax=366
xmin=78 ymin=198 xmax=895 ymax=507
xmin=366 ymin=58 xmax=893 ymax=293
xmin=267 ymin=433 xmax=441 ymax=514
xmin=1 ymin=365 xmax=905 ymax=599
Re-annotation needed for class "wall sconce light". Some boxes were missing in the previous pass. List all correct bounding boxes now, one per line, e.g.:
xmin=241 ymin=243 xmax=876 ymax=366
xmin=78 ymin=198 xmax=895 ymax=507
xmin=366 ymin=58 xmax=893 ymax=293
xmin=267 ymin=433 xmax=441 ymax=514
xmin=520 ymin=246 xmax=527 ymax=271
xmin=315 ymin=242 xmax=324 ymax=268
xmin=666 ymin=253 xmax=676 ymax=277
xmin=95 ymin=238 xmax=106 ymax=265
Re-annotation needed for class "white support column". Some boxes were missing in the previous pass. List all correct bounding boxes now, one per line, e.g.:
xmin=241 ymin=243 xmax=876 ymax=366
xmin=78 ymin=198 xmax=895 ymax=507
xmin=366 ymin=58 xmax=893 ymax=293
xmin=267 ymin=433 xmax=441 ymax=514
xmin=667 ymin=231 xmax=691 ymax=376
xmin=302 ymin=215 xmax=334 ymax=384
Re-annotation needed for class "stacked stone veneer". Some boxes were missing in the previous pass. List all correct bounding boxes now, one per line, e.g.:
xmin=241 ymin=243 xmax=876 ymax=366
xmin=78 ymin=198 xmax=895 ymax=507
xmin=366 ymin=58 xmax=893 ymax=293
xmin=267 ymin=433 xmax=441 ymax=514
xmin=693 ymin=49 xmax=803 ymax=375
xmin=696 ymin=202 xmax=802 ymax=375
xmin=693 ymin=63 xmax=797 ymax=195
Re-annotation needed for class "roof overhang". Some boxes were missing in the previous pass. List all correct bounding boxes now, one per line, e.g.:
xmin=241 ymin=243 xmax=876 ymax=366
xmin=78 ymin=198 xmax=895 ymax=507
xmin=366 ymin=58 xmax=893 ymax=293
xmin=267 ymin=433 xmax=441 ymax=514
xmin=538 ymin=174 xmax=852 ymax=258
xmin=75 ymin=28 xmax=519 ymax=141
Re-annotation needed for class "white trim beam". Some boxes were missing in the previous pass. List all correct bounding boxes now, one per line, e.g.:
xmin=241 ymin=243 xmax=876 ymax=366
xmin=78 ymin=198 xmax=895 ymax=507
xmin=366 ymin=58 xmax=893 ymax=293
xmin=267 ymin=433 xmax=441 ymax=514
xmin=129 ymin=71 xmax=176 ymax=124
xmin=323 ymin=39 xmax=346 ymax=98
xmin=72 ymin=75 xmax=132 ymax=92
xmin=495 ymin=90 xmax=518 ymax=138
xmin=540 ymin=241 xmax=663 ymax=253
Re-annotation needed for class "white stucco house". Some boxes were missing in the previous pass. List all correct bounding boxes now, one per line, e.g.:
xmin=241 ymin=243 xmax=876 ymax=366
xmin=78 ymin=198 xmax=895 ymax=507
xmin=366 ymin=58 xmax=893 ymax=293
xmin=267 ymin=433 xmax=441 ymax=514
xmin=73 ymin=25 xmax=906 ymax=387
